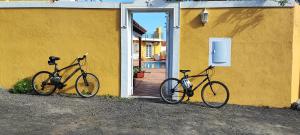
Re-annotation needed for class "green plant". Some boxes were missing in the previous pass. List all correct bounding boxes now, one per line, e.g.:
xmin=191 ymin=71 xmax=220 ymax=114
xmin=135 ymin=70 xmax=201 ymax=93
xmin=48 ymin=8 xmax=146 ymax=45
xmin=133 ymin=66 xmax=140 ymax=76
xmin=10 ymin=78 xmax=33 ymax=94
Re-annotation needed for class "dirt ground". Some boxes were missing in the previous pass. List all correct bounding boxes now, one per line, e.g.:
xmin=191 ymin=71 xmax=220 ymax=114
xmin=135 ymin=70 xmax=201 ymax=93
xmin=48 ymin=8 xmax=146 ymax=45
xmin=0 ymin=90 xmax=299 ymax=135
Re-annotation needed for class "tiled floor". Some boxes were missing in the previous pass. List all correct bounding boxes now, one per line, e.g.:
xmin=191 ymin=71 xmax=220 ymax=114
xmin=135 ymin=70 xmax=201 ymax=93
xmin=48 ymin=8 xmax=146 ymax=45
xmin=133 ymin=68 xmax=166 ymax=97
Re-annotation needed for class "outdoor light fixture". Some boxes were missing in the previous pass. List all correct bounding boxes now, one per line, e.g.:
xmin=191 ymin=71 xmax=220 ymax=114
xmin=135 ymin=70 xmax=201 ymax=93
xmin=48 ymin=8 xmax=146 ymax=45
xmin=201 ymin=9 xmax=209 ymax=25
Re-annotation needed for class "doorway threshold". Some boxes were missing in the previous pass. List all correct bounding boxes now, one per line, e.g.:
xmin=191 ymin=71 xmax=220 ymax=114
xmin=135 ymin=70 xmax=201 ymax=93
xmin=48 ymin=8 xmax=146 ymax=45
xmin=129 ymin=96 xmax=161 ymax=99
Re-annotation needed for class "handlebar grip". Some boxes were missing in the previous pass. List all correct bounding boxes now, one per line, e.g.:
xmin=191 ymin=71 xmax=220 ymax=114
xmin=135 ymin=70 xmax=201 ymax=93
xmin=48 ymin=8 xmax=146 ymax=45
xmin=205 ymin=65 xmax=214 ymax=71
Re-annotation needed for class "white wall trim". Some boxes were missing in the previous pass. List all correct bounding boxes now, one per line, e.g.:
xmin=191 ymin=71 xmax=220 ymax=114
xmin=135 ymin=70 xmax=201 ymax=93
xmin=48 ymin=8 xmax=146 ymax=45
xmin=180 ymin=0 xmax=294 ymax=8
xmin=0 ymin=0 xmax=295 ymax=9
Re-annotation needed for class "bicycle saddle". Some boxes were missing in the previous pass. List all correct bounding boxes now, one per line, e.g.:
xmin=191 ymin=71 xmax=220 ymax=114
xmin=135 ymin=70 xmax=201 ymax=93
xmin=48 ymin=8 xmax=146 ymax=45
xmin=48 ymin=56 xmax=60 ymax=65
xmin=49 ymin=56 xmax=60 ymax=61
xmin=180 ymin=70 xmax=191 ymax=73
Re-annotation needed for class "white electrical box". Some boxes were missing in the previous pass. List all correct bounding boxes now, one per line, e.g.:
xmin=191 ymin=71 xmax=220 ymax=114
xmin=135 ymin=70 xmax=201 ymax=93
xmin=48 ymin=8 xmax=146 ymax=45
xmin=209 ymin=38 xmax=231 ymax=66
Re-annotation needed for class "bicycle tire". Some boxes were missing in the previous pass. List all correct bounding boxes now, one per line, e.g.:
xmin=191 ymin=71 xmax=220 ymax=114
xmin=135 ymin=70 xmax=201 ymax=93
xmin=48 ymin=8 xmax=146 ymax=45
xmin=75 ymin=73 xmax=100 ymax=98
xmin=32 ymin=71 xmax=56 ymax=96
xmin=160 ymin=78 xmax=186 ymax=104
xmin=201 ymin=81 xmax=229 ymax=108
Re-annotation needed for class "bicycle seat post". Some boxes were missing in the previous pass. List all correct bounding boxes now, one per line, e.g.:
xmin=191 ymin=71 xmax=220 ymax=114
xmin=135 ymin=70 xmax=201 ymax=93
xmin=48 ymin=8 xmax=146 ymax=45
xmin=54 ymin=63 xmax=59 ymax=72
xmin=183 ymin=73 xmax=188 ymax=79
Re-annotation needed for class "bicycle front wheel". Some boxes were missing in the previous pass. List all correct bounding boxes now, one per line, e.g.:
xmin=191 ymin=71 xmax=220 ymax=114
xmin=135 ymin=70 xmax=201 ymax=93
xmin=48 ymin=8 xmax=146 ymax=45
xmin=201 ymin=81 xmax=229 ymax=108
xmin=75 ymin=73 xmax=100 ymax=98
xmin=160 ymin=78 xmax=186 ymax=104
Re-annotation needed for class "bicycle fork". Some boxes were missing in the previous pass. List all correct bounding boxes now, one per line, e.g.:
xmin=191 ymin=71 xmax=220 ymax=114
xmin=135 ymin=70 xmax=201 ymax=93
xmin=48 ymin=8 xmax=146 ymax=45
xmin=80 ymin=70 xmax=89 ymax=86
xmin=207 ymin=76 xmax=216 ymax=96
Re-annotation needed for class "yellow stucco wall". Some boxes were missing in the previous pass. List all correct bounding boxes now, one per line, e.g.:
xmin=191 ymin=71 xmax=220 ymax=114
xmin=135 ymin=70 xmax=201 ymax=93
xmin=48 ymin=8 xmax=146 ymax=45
xmin=154 ymin=42 xmax=162 ymax=56
xmin=181 ymin=8 xmax=294 ymax=107
xmin=294 ymin=4 xmax=300 ymax=100
xmin=0 ymin=9 xmax=120 ymax=96
xmin=141 ymin=42 xmax=147 ymax=59
xmin=0 ymin=6 xmax=298 ymax=108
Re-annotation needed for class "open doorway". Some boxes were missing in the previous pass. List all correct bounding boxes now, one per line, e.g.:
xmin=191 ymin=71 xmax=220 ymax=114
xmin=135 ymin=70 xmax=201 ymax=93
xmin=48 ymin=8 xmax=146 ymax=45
xmin=132 ymin=12 xmax=168 ymax=97
xmin=120 ymin=3 xmax=179 ymax=98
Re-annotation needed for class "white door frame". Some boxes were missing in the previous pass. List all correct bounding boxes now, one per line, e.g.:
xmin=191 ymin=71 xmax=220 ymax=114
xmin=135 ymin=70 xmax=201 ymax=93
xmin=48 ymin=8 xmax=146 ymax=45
xmin=120 ymin=1 xmax=180 ymax=97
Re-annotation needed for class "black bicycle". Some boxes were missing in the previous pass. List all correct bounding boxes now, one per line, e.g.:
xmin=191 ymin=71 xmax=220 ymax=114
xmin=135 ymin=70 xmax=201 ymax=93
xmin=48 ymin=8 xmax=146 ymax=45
xmin=32 ymin=53 xmax=100 ymax=98
xmin=160 ymin=66 xmax=229 ymax=108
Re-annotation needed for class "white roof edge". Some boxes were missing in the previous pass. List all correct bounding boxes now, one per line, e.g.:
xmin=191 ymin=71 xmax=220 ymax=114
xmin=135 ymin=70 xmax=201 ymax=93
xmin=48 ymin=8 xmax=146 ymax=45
xmin=0 ymin=1 xmax=121 ymax=8
xmin=0 ymin=0 xmax=295 ymax=9
xmin=180 ymin=0 xmax=294 ymax=8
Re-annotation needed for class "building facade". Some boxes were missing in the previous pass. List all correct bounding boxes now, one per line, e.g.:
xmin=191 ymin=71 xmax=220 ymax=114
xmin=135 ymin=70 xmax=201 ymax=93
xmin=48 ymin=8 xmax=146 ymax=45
xmin=0 ymin=0 xmax=300 ymax=107
xmin=133 ymin=27 xmax=166 ymax=61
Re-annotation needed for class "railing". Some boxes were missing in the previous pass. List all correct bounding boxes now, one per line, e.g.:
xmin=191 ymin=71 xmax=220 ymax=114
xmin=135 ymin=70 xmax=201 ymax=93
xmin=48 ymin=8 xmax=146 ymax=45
xmin=142 ymin=33 xmax=164 ymax=40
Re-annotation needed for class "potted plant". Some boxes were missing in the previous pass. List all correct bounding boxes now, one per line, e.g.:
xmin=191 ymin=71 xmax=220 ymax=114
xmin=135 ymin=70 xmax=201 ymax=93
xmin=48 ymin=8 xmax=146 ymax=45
xmin=133 ymin=66 xmax=145 ymax=78
xmin=160 ymin=51 xmax=166 ymax=60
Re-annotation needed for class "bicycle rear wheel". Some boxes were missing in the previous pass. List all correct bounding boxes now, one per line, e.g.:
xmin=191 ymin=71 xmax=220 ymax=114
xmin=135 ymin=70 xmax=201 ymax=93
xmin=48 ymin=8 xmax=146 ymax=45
xmin=201 ymin=81 xmax=229 ymax=108
xmin=160 ymin=78 xmax=186 ymax=104
xmin=32 ymin=71 xmax=56 ymax=96
xmin=75 ymin=73 xmax=100 ymax=98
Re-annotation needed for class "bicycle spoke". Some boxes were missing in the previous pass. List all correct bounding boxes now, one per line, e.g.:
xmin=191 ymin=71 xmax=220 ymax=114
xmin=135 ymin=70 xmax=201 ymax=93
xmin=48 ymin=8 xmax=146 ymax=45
xmin=32 ymin=71 xmax=56 ymax=95
xmin=201 ymin=81 xmax=229 ymax=108
xmin=76 ymin=73 xmax=100 ymax=98
xmin=174 ymin=90 xmax=184 ymax=93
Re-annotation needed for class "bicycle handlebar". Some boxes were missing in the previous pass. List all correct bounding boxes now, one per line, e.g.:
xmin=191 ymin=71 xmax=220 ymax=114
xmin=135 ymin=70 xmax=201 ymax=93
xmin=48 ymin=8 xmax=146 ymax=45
xmin=195 ymin=65 xmax=214 ymax=75
xmin=208 ymin=65 xmax=214 ymax=70
xmin=77 ymin=53 xmax=88 ymax=61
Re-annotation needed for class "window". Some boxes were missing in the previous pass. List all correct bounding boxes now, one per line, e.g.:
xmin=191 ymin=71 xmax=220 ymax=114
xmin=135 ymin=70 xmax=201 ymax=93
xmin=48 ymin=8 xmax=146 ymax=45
xmin=146 ymin=44 xmax=152 ymax=58
xmin=134 ymin=43 xmax=139 ymax=53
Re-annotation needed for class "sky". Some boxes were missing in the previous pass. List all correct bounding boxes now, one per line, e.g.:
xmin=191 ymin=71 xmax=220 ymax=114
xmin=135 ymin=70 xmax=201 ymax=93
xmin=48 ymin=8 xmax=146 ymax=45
xmin=133 ymin=12 xmax=167 ymax=40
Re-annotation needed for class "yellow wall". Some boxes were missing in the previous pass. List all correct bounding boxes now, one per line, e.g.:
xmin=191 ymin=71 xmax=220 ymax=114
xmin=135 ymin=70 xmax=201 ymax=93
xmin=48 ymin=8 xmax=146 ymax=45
xmin=141 ymin=42 xmax=147 ymax=59
xmin=0 ymin=9 xmax=120 ymax=96
xmin=294 ymin=4 xmax=300 ymax=100
xmin=0 ymin=7 xmax=298 ymax=107
xmin=154 ymin=42 xmax=161 ymax=57
xmin=181 ymin=8 xmax=294 ymax=107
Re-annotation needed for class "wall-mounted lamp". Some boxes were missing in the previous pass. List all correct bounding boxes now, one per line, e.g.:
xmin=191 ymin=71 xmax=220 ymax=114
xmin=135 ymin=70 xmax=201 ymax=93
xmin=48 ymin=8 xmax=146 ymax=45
xmin=201 ymin=9 xmax=209 ymax=25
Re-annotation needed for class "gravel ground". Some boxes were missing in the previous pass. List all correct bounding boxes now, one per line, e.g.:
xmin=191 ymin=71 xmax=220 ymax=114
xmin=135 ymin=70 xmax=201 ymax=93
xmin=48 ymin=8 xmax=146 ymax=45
xmin=0 ymin=90 xmax=299 ymax=135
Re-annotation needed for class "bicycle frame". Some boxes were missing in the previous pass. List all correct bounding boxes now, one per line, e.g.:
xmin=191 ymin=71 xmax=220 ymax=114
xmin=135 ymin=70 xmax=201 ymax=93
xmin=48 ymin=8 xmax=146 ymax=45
xmin=53 ymin=60 xmax=85 ymax=84
xmin=182 ymin=66 xmax=214 ymax=92
xmin=187 ymin=74 xmax=211 ymax=92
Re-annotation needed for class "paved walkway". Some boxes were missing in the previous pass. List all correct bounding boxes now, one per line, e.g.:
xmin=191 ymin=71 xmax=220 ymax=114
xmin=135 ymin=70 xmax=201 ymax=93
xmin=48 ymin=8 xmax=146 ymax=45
xmin=133 ymin=68 xmax=166 ymax=97
xmin=0 ymin=90 xmax=300 ymax=135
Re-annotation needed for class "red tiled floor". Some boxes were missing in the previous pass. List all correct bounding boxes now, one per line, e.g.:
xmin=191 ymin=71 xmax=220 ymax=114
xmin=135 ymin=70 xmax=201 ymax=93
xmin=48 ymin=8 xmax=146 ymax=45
xmin=133 ymin=68 xmax=166 ymax=97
